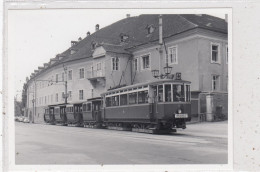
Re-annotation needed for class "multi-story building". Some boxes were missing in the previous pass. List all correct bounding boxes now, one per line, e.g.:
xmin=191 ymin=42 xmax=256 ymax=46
xmin=25 ymin=14 xmax=228 ymax=123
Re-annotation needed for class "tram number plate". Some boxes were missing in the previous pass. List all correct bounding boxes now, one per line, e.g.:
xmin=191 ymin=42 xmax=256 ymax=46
xmin=175 ymin=114 xmax=188 ymax=118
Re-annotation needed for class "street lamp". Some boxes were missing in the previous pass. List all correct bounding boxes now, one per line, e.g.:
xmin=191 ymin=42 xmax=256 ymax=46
xmin=152 ymin=64 xmax=173 ymax=79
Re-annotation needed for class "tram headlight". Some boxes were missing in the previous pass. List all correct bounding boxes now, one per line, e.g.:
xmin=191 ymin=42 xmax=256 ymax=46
xmin=178 ymin=109 xmax=182 ymax=114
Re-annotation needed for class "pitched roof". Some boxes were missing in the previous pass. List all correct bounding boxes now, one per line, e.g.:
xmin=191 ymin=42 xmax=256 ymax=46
xmin=30 ymin=14 xmax=227 ymax=80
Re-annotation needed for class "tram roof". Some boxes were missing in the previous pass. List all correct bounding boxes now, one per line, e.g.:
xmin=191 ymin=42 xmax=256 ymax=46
xmin=102 ymin=79 xmax=191 ymax=95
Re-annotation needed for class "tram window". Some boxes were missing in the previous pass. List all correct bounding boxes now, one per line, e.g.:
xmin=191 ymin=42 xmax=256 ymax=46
xmin=112 ymin=95 xmax=119 ymax=106
xmin=83 ymin=104 xmax=86 ymax=111
xmin=173 ymin=85 xmax=185 ymax=102
xmin=129 ymin=92 xmax=137 ymax=104
xmin=87 ymin=103 xmax=91 ymax=111
xmin=165 ymin=84 xmax=172 ymax=102
xmin=138 ymin=90 xmax=148 ymax=104
xmin=106 ymin=97 xmax=112 ymax=107
xmin=120 ymin=94 xmax=128 ymax=106
xmin=158 ymin=85 xmax=163 ymax=102
xmin=186 ymin=85 xmax=190 ymax=102
xmin=80 ymin=107 xmax=82 ymax=112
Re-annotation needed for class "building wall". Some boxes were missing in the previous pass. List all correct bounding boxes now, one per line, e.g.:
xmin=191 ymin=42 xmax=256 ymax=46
xmin=198 ymin=36 xmax=228 ymax=92
xmin=105 ymin=53 xmax=132 ymax=90
xmin=132 ymin=36 xmax=200 ymax=91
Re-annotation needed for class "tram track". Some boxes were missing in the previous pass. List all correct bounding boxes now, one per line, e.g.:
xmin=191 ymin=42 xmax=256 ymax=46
xmin=30 ymin=123 xmax=227 ymax=150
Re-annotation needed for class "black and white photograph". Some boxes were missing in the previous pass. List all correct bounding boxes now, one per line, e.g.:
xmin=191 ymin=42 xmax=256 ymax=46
xmin=4 ymin=1 xmax=260 ymax=172
xmin=11 ymin=1 xmax=260 ymax=171
xmin=9 ymin=8 xmax=230 ymax=166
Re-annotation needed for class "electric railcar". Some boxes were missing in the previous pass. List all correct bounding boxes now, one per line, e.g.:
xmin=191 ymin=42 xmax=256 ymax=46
xmin=43 ymin=79 xmax=191 ymax=133
xmin=66 ymin=103 xmax=83 ymax=126
xmin=44 ymin=106 xmax=55 ymax=124
xmin=101 ymin=79 xmax=191 ymax=133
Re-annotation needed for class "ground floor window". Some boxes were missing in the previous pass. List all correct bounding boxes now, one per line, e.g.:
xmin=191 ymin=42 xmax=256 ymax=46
xmin=212 ymin=75 xmax=220 ymax=91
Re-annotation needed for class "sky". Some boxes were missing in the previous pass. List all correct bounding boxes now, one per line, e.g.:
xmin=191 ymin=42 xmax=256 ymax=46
xmin=8 ymin=9 xmax=225 ymax=100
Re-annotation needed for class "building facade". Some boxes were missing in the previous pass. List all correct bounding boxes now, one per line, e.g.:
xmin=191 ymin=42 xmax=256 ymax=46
xmin=25 ymin=14 xmax=228 ymax=123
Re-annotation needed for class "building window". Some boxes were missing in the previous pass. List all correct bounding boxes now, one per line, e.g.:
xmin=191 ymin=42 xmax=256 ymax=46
xmin=62 ymin=92 xmax=65 ymax=100
xmin=79 ymin=68 xmax=84 ymax=79
xmin=211 ymin=43 xmax=220 ymax=63
xmin=56 ymin=93 xmax=58 ymax=102
xmin=79 ymin=90 xmax=84 ymax=100
xmin=112 ymin=57 xmax=119 ymax=71
xmin=91 ymin=42 xmax=96 ymax=50
xmin=56 ymin=74 xmax=59 ymax=83
xmin=226 ymin=45 xmax=228 ymax=64
xmin=62 ymin=72 xmax=64 ymax=81
xmin=97 ymin=63 xmax=101 ymax=71
xmin=168 ymin=46 xmax=178 ymax=64
xmin=68 ymin=70 xmax=73 ymax=80
xmin=68 ymin=91 xmax=72 ymax=100
xmin=141 ymin=54 xmax=150 ymax=70
xmin=45 ymin=96 xmax=47 ymax=104
xmin=91 ymin=89 xmax=94 ymax=98
xmin=212 ymin=75 xmax=220 ymax=91
xmin=133 ymin=58 xmax=138 ymax=71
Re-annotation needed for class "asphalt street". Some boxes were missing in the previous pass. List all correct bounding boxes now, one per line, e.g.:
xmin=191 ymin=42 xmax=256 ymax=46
xmin=15 ymin=121 xmax=228 ymax=165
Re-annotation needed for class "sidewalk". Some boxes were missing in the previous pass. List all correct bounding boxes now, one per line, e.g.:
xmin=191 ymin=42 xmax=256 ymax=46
xmin=180 ymin=121 xmax=228 ymax=138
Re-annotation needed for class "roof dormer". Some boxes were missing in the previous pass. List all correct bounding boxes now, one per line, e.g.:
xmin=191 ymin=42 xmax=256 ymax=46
xmin=92 ymin=46 xmax=106 ymax=59
xmin=120 ymin=33 xmax=129 ymax=43
xmin=146 ymin=24 xmax=155 ymax=34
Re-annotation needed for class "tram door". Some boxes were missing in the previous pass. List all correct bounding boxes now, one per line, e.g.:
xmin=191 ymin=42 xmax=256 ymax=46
xmin=92 ymin=100 xmax=102 ymax=122
xmin=150 ymin=85 xmax=158 ymax=121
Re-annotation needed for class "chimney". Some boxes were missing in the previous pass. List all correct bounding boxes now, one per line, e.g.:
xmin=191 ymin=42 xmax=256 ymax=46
xmin=95 ymin=24 xmax=99 ymax=32
xmin=78 ymin=37 xmax=82 ymax=41
xmin=87 ymin=31 xmax=90 ymax=36
xmin=225 ymin=14 xmax=228 ymax=23
xmin=159 ymin=15 xmax=163 ymax=45
xmin=126 ymin=14 xmax=130 ymax=18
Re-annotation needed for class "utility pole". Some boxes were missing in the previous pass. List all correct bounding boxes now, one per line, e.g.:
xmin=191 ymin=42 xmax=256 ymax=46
xmin=159 ymin=14 xmax=163 ymax=76
xmin=63 ymin=64 xmax=68 ymax=104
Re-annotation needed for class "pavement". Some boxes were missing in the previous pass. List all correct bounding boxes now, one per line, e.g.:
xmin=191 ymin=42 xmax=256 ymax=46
xmin=15 ymin=121 xmax=228 ymax=165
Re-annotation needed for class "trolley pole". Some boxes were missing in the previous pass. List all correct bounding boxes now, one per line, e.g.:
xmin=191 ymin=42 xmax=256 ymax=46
xmin=63 ymin=64 xmax=68 ymax=104
xmin=65 ymin=80 xmax=68 ymax=104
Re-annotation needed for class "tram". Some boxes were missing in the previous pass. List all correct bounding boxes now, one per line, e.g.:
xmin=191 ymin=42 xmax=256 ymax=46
xmin=82 ymin=97 xmax=103 ymax=128
xmin=66 ymin=103 xmax=83 ymax=127
xmin=53 ymin=104 xmax=67 ymax=125
xmin=101 ymin=79 xmax=191 ymax=133
xmin=44 ymin=106 xmax=55 ymax=124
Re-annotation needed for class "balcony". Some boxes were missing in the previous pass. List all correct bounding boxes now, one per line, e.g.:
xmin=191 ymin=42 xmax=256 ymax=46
xmin=86 ymin=69 xmax=105 ymax=80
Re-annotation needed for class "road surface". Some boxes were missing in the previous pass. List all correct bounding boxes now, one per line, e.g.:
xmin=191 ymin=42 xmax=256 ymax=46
xmin=15 ymin=121 xmax=228 ymax=164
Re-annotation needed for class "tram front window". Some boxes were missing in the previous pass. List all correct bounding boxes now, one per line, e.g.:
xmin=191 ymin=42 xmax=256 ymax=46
xmin=158 ymin=85 xmax=163 ymax=102
xmin=186 ymin=85 xmax=190 ymax=102
xmin=173 ymin=85 xmax=185 ymax=102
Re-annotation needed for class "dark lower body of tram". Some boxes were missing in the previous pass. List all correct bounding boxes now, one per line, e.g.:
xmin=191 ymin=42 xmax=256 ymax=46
xmin=66 ymin=112 xmax=83 ymax=126
xmin=103 ymin=102 xmax=191 ymax=133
